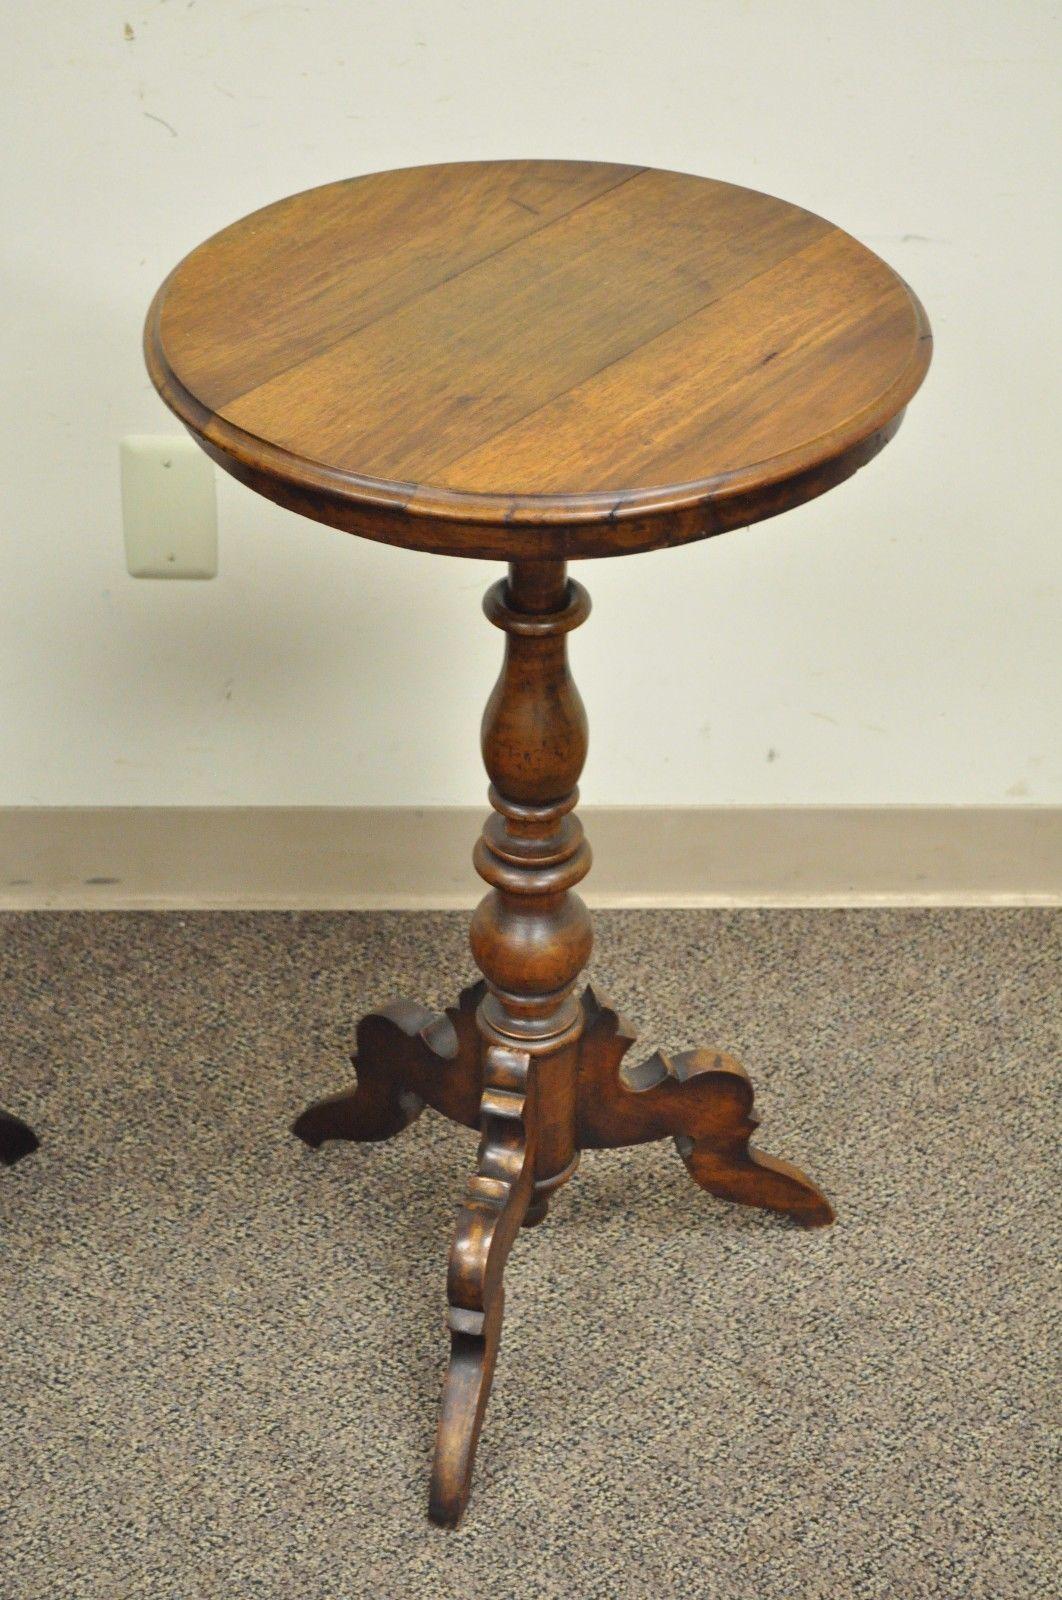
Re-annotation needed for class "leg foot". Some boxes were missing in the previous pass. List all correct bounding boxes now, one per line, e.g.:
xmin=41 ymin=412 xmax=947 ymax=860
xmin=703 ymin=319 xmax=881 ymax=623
xmin=673 ymin=1095 xmax=834 ymax=1228
xmin=429 ymin=1042 xmax=538 ymax=1526
xmin=0 ymin=1109 xmax=39 ymax=1167
xmin=292 ymin=982 xmax=485 ymax=1148
xmin=575 ymin=988 xmax=834 ymax=1227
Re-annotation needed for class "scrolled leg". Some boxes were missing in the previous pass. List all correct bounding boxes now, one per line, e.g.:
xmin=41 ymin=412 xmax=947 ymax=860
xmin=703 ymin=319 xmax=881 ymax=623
xmin=671 ymin=1061 xmax=834 ymax=1226
xmin=429 ymin=1042 xmax=538 ymax=1527
xmin=575 ymin=988 xmax=834 ymax=1227
xmin=0 ymin=1108 xmax=39 ymax=1167
xmin=292 ymin=981 xmax=484 ymax=1148
xmin=428 ymin=558 xmax=592 ymax=1523
xmin=290 ymin=553 xmax=835 ymax=1534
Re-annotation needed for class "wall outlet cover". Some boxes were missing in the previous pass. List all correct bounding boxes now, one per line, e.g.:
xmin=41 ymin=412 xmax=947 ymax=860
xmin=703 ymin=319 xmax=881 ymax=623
xmin=121 ymin=435 xmax=217 ymax=578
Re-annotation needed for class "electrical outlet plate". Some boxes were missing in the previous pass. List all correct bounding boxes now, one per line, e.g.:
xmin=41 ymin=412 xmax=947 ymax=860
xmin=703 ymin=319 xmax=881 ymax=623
xmin=121 ymin=435 xmax=217 ymax=578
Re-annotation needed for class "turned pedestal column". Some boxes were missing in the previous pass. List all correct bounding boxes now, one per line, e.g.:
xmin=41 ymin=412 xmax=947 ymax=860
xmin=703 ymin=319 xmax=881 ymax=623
xmin=434 ymin=561 xmax=590 ymax=1519
xmin=145 ymin=157 xmax=930 ymax=1525
xmin=294 ymin=555 xmax=835 ymax=1523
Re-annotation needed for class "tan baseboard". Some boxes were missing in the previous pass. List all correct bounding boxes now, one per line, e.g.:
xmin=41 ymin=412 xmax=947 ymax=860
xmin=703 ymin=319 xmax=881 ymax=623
xmin=0 ymin=806 xmax=1058 ymax=909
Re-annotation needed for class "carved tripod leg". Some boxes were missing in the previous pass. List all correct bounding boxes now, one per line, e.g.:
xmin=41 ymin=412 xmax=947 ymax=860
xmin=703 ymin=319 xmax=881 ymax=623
xmin=576 ymin=988 xmax=834 ymax=1227
xmin=428 ymin=559 xmax=592 ymax=1525
xmin=429 ymin=1042 xmax=538 ymax=1527
xmin=292 ymin=982 xmax=484 ymax=1148
xmin=0 ymin=1108 xmax=39 ymax=1167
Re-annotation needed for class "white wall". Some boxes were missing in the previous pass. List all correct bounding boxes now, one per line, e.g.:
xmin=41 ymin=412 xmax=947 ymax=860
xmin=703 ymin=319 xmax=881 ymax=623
xmin=2 ymin=2 xmax=1058 ymax=807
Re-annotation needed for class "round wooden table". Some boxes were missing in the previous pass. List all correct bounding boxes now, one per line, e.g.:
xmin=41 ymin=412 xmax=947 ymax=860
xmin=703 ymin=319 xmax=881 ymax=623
xmin=146 ymin=159 xmax=931 ymax=1525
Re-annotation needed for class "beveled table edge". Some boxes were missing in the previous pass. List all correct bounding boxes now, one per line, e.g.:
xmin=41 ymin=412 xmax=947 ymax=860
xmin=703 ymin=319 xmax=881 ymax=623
xmin=144 ymin=235 xmax=931 ymax=563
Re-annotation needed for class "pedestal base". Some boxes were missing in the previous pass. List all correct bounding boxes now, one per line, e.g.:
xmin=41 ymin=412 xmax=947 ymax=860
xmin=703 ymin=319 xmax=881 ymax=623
xmin=293 ymin=979 xmax=832 ymax=1524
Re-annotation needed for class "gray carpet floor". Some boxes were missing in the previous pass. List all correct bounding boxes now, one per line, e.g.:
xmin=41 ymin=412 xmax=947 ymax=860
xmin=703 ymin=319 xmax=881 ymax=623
xmin=1 ymin=909 xmax=1058 ymax=1599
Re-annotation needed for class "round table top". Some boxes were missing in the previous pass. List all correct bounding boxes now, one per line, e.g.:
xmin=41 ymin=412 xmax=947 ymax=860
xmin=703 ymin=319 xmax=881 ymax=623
xmin=146 ymin=159 xmax=931 ymax=561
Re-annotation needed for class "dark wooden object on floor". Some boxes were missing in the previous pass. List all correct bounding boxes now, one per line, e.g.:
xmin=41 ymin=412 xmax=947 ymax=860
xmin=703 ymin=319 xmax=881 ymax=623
xmin=0 ymin=1109 xmax=38 ymax=1167
xmin=146 ymin=160 xmax=930 ymax=1525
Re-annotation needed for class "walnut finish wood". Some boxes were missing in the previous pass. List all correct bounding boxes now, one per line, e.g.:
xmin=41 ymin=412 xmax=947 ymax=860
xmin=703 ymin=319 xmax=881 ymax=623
xmin=294 ymin=986 xmax=542 ymax=1528
xmin=155 ymin=161 xmax=928 ymax=1525
xmin=429 ymin=1041 xmax=539 ymax=1527
xmin=469 ymin=559 xmax=591 ymax=1228
xmin=0 ymin=1109 xmax=39 ymax=1167
xmin=146 ymin=160 xmax=930 ymax=560
xmin=576 ymin=988 xmax=833 ymax=1227
xmin=292 ymin=982 xmax=483 ymax=1149
xmin=292 ymin=562 xmax=835 ymax=1521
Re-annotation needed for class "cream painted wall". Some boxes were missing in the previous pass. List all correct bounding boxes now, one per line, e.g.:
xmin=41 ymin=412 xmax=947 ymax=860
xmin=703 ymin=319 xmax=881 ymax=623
xmin=1 ymin=2 xmax=1057 ymax=806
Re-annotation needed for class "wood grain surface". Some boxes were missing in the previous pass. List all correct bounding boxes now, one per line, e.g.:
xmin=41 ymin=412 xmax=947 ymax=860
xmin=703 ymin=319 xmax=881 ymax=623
xmin=146 ymin=160 xmax=931 ymax=559
xmin=291 ymin=558 xmax=834 ymax=1523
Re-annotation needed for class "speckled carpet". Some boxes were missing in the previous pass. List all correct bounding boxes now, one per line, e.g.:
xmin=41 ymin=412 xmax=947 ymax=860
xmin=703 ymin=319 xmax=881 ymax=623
xmin=1 ymin=910 xmax=1058 ymax=1599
